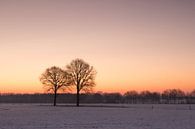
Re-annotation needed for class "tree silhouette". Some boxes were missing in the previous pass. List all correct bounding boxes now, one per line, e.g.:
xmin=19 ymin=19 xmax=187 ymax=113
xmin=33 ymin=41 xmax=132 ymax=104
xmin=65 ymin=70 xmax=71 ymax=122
xmin=124 ymin=91 xmax=138 ymax=104
xmin=103 ymin=93 xmax=122 ymax=103
xmin=190 ymin=90 xmax=195 ymax=97
xmin=150 ymin=92 xmax=161 ymax=104
xmin=140 ymin=91 xmax=152 ymax=104
xmin=66 ymin=59 xmax=96 ymax=106
xmin=162 ymin=89 xmax=185 ymax=104
xmin=40 ymin=66 xmax=71 ymax=106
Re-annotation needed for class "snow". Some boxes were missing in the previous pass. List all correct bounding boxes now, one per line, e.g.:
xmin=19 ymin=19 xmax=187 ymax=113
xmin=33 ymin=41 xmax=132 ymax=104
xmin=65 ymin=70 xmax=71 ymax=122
xmin=0 ymin=104 xmax=195 ymax=129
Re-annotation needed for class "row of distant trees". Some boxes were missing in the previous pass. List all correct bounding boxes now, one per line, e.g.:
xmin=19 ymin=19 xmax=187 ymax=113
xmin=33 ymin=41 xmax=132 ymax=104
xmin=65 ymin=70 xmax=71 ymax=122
xmin=0 ymin=89 xmax=195 ymax=104
xmin=124 ymin=89 xmax=195 ymax=104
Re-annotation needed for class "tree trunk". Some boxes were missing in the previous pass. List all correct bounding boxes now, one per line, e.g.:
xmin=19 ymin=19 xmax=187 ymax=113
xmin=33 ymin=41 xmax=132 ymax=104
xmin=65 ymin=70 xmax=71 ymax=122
xmin=54 ymin=90 xmax=57 ymax=106
xmin=76 ymin=86 xmax=80 ymax=107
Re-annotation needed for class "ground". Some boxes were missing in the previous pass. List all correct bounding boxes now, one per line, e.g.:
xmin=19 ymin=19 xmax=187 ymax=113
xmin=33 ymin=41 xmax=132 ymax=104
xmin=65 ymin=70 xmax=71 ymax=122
xmin=0 ymin=104 xmax=194 ymax=129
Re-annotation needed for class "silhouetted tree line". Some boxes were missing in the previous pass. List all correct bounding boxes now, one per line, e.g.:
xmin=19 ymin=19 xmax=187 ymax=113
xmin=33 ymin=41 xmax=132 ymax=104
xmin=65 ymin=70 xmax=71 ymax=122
xmin=1 ymin=89 xmax=195 ymax=104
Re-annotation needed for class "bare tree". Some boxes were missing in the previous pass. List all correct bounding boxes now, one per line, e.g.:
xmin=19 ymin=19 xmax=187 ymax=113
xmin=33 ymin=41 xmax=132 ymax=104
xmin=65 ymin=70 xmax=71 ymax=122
xmin=66 ymin=59 xmax=96 ymax=106
xmin=150 ymin=92 xmax=161 ymax=104
xmin=124 ymin=91 xmax=138 ymax=104
xmin=140 ymin=90 xmax=152 ymax=104
xmin=162 ymin=89 xmax=185 ymax=104
xmin=40 ymin=66 xmax=71 ymax=106
xmin=188 ymin=89 xmax=195 ymax=108
xmin=190 ymin=90 xmax=195 ymax=97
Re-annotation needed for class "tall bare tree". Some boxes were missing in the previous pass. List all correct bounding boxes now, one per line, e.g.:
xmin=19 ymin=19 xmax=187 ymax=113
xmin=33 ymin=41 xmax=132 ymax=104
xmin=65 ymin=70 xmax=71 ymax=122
xmin=40 ymin=66 xmax=71 ymax=106
xmin=66 ymin=59 xmax=96 ymax=106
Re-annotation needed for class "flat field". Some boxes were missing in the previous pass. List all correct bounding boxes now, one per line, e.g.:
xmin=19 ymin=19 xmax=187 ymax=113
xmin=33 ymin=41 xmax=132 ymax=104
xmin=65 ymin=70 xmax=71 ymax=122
xmin=0 ymin=104 xmax=194 ymax=129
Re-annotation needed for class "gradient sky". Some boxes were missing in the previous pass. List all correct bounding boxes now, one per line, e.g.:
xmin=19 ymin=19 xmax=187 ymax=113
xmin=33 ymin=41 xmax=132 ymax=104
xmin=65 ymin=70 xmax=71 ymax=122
xmin=0 ymin=0 xmax=195 ymax=93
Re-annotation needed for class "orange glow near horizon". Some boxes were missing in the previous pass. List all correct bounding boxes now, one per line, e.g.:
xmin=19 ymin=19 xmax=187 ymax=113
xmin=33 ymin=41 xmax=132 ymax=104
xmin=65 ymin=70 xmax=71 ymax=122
xmin=0 ymin=0 xmax=195 ymax=94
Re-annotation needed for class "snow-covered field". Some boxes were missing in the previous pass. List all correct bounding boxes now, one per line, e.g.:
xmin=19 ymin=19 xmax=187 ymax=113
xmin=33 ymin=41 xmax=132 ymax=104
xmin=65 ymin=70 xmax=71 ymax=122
xmin=0 ymin=104 xmax=194 ymax=129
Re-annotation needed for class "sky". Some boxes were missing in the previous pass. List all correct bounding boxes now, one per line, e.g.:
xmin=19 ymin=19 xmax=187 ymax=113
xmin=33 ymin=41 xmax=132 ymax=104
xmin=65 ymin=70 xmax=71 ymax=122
xmin=0 ymin=0 xmax=195 ymax=94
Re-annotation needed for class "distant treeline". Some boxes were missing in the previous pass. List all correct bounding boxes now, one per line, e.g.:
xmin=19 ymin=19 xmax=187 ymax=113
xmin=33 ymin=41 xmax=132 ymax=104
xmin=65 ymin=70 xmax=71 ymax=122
xmin=1 ymin=89 xmax=195 ymax=104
